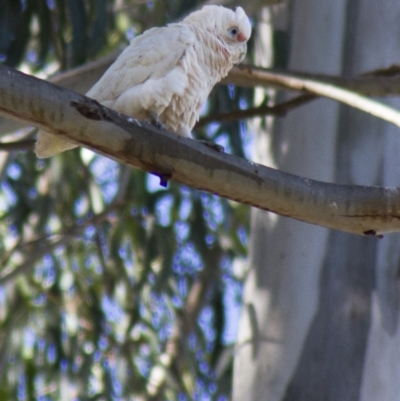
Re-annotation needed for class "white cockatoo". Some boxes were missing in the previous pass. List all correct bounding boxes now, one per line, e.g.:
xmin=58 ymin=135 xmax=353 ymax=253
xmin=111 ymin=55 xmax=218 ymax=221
xmin=35 ymin=5 xmax=251 ymax=158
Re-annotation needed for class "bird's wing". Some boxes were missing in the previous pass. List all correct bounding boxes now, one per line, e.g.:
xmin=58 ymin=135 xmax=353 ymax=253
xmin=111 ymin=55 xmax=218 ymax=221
xmin=35 ymin=24 xmax=196 ymax=158
xmin=86 ymin=24 xmax=195 ymax=102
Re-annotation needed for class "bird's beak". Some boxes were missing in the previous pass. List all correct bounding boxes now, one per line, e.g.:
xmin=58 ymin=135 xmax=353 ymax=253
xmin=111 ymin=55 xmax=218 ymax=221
xmin=236 ymin=43 xmax=247 ymax=64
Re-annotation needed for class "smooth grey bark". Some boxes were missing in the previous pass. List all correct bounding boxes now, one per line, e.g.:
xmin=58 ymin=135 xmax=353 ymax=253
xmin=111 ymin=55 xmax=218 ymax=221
xmin=0 ymin=52 xmax=115 ymax=135
xmin=234 ymin=1 xmax=400 ymax=400
xmin=233 ymin=2 xmax=346 ymax=399
xmin=2 ymin=65 xmax=400 ymax=235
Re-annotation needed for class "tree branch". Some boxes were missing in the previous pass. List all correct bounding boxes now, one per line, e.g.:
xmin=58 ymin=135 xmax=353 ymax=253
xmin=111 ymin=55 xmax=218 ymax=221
xmin=224 ymin=64 xmax=400 ymax=96
xmin=225 ymin=65 xmax=400 ymax=129
xmin=1 ymin=64 xmax=400 ymax=236
xmin=196 ymin=94 xmax=316 ymax=127
xmin=0 ymin=139 xmax=35 ymax=151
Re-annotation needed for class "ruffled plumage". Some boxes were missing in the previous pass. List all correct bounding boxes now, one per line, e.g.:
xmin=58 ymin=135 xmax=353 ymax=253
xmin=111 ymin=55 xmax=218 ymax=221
xmin=35 ymin=5 xmax=251 ymax=158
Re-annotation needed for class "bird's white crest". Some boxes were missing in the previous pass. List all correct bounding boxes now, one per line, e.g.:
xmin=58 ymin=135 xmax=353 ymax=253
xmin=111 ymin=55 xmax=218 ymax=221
xmin=35 ymin=6 xmax=251 ymax=158
xmin=183 ymin=6 xmax=251 ymax=41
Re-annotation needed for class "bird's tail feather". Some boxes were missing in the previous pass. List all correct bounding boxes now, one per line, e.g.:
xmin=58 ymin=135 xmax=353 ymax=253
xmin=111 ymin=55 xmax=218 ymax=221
xmin=35 ymin=131 xmax=77 ymax=158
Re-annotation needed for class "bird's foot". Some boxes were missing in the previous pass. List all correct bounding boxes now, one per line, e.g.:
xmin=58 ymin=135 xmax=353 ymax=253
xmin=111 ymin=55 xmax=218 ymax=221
xmin=197 ymin=140 xmax=224 ymax=153
xmin=147 ymin=112 xmax=166 ymax=130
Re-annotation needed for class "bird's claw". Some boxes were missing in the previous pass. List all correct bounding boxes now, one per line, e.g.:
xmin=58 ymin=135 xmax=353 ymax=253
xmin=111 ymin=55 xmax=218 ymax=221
xmin=148 ymin=112 xmax=167 ymax=130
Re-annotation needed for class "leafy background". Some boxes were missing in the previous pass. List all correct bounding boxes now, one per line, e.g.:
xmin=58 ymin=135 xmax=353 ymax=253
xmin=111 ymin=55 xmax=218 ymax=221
xmin=0 ymin=0 xmax=261 ymax=399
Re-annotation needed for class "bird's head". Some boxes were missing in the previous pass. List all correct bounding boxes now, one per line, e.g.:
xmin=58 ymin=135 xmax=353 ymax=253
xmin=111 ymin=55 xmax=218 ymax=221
xmin=184 ymin=6 xmax=252 ymax=64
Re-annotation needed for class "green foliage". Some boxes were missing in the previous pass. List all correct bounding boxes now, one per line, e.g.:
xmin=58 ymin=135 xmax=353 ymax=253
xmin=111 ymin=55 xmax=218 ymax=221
xmin=0 ymin=0 xmax=113 ymax=69
xmin=0 ymin=0 xmax=255 ymax=399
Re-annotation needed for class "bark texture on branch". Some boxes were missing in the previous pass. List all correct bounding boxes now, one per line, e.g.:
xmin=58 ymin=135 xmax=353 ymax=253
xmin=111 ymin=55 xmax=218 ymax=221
xmin=1 ymin=65 xmax=400 ymax=235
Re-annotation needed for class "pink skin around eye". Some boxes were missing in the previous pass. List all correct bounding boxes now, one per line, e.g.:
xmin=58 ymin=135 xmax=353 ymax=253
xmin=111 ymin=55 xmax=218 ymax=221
xmin=236 ymin=32 xmax=247 ymax=42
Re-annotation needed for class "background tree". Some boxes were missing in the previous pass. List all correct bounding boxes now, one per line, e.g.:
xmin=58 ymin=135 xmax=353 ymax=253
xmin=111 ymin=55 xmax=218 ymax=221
xmin=234 ymin=1 xmax=400 ymax=401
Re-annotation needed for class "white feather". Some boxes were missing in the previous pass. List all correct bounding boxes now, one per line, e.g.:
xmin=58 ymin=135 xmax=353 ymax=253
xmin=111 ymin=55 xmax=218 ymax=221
xmin=35 ymin=6 xmax=251 ymax=158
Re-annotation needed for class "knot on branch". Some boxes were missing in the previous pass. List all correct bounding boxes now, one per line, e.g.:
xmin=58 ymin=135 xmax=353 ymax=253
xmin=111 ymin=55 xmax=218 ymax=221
xmin=70 ymin=99 xmax=113 ymax=122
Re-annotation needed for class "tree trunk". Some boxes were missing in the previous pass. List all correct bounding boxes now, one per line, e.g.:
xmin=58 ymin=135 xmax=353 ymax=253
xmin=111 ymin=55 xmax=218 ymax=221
xmin=233 ymin=1 xmax=400 ymax=400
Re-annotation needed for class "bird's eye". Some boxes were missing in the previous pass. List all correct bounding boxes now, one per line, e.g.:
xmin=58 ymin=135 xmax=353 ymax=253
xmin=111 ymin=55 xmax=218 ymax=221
xmin=228 ymin=27 xmax=239 ymax=38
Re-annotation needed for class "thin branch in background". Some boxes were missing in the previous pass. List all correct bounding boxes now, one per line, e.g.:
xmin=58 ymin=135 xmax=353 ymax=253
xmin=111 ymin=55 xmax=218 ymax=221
xmin=227 ymin=66 xmax=400 ymax=128
xmin=362 ymin=64 xmax=400 ymax=77
xmin=150 ymin=249 xmax=224 ymax=398
xmin=225 ymin=64 xmax=400 ymax=96
xmin=196 ymin=93 xmax=316 ymax=127
xmin=0 ymin=301 xmax=27 ymax=380
xmin=198 ymin=64 xmax=400 ymax=127
xmin=0 ymin=204 xmax=125 ymax=285
xmin=0 ymin=139 xmax=36 ymax=151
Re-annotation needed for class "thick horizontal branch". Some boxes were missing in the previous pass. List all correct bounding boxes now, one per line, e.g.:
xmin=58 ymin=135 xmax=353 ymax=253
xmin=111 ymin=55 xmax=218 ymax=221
xmin=1 ymin=64 xmax=400 ymax=236
xmin=0 ymin=52 xmax=117 ymax=135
